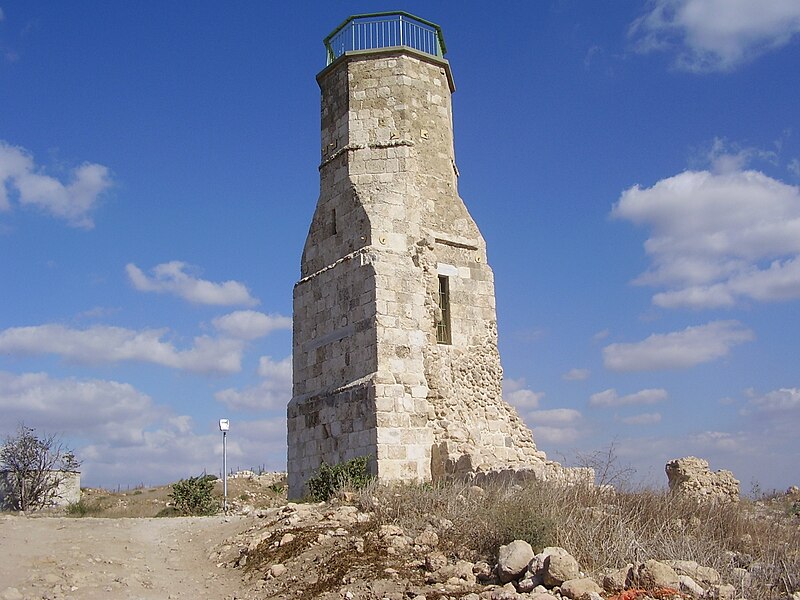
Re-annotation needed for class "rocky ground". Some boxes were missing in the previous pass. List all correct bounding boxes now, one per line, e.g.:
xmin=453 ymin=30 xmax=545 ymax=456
xmin=1 ymin=473 xmax=798 ymax=600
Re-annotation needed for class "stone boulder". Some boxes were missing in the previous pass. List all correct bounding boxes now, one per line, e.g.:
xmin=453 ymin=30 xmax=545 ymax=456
xmin=560 ymin=577 xmax=603 ymax=600
xmin=666 ymin=560 xmax=721 ymax=585
xmin=602 ymin=565 xmax=633 ymax=593
xmin=666 ymin=457 xmax=740 ymax=502
xmin=634 ymin=559 xmax=680 ymax=590
xmin=497 ymin=539 xmax=535 ymax=583
xmin=540 ymin=548 xmax=581 ymax=587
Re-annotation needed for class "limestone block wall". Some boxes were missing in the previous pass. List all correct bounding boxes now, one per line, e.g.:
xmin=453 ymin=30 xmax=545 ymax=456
xmin=0 ymin=469 xmax=80 ymax=509
xmin=289 ymin=46 xmax=578 ymax=498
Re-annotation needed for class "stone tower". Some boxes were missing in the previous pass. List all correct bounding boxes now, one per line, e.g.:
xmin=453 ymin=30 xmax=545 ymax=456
xmin=288 ymin=13 xmax=559 ymax=499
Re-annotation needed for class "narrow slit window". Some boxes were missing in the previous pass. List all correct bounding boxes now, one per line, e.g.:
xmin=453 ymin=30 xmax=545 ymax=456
xmin=331 ymin=208 xmax=337 ymax=235
xmin=436 ymin=275 xmax=452 ymax=344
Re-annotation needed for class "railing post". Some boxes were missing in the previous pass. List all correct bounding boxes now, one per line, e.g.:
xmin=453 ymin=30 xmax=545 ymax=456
xmin=399 ymin=14 xmax=404 ymax=47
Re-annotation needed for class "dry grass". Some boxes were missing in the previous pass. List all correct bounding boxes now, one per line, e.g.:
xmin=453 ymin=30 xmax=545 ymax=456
xmin=70 ymin=475 xmax=288 ymax=518
xmin=359 ymin=479 xmax=799 ymax=600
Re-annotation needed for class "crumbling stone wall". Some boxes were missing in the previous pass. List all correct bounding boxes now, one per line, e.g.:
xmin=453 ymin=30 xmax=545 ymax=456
xmin=0 ymin=469 xmax=80 ymax=509
xmin=666 ymin=457 xmax=740 ymax=502
xmin=288 ymin=47 xmax=587 ymax=499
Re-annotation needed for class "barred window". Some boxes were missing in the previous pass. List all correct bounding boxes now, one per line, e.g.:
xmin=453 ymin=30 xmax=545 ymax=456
xmin=436 ymin=275 xmax=452 ymax=344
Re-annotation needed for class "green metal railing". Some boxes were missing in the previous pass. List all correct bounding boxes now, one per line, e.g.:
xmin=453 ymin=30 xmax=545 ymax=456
xmin=324 ymin=12 xmax=447 ymax=65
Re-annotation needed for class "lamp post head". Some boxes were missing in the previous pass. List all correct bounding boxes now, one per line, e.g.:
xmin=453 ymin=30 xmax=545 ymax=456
xmin=219 ymin=418 xmax=230 ymax=432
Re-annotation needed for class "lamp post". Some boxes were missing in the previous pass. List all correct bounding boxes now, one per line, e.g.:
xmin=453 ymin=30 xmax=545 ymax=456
xmin=219 ymin=418 xmax=229 ymax=512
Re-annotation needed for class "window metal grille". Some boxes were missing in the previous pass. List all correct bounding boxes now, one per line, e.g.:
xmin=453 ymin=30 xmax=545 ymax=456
xmin=436 ymin=275 xmax=451 ymax=344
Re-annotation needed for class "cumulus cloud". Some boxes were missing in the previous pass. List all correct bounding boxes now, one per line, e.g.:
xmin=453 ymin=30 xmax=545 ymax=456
xmin=212 ymin=310 xmax=291 ymax=340
xmin=126 ymin=261 xmax=258 ymax=307
xmin=562 ymin=368 xmax=590 ymax=381
xmin=741 ymin=387 xmax=800 ymax=415
xmin=621 ymin=412 xmax=662 ymax=426
xmin=613 ymin=165 xmax=800 ymax=309
xmin=0 ymin=370 xmax=288 ymax=487
xmin=0 ymin=141 xmax=112 ymax=227
xmin=526 ymin=408 xmax=582 ymax=425
xmin=503 ymin=377 xmax=544 ymax=410
xmin=602 ymin=320 xmax=754 ymax=371
xmin=0 ymin=370 xmax=162 ymax=444
xmin=531 ymin=426 xmax=580 ymax=445
xmin=79 ymin=415 xmax=288 ymax=488
xmin=629 ymin=0 xmax=800 ymax=72
xmin=590 ymin=387 xmax=668 ymax=407
xmin=0 ymin=324 xmax=244 ymax=374
xmin=215 ymin=355 xmax=292 ymax=411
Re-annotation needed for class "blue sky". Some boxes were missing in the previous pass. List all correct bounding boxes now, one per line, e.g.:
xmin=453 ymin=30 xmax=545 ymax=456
xmin=1 ymin=1 xmax=798 ymax=491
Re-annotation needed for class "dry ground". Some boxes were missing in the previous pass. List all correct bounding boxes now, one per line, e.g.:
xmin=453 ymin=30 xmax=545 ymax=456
xmin=0 ymin=476 xmax=285 ymax=600
xmin=0 ymin=514 xmax=251 ymax=599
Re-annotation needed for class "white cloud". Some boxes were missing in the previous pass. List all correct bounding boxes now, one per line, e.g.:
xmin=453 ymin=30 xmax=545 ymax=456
xmin=630 ymin=0 xmax=800 ymax=72
xmin=741 ymin=387 xmax=800 ymax=414
xmin=0 ymin=370 xmax=287 ymax=487
xmin=590 ymin=388 xmax=668 ymax=407
xmin=602 ymin=320 xmax=754 ymax=371
xmin=0 ymin=371 xmax=162 ymax=444
xmin=527 ymin=408 xmax=582 ymax=425
xmin=0 ymin=324 xmax=244 ymax=374
xmin=592 ymin=329 xmax=610 ymax=342
xmin=613 ymin=167 xmax=800 ymax=309
xmin=503 ymin=377 xmax=544 ymax=410
xmin=78 ymin=415 xmax=288 ymax=488
xmin=126 ymin=261 xmax=258 ymax=307
xmin=789 ymin=158 xmax=800 ymax=177
xmin=621 ymin=412 xmax=662 ymax=426
xmin=212 ymin=310 xmax=291 ymax=340
xmin=532 ymin=426 xmax=580 ymax=445
xmin=0 ymin=141 xmax=111 ymax=227
xmin=215 ymin=355 xmax=292 ymax=411
xmin=562 ymin=368 xmax=590 ymax=381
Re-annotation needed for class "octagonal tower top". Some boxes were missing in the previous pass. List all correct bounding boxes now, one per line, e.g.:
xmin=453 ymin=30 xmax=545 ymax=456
xmin=323 ymin=12 xmax=447 ymax=65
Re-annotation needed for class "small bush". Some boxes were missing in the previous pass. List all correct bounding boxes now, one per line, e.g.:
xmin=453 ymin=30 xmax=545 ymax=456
xmin=65 ymin=499 xmax=103 ymax=517
xmin=169 ymin=474 xmax=218 ymax=516
xmin=307 ymin=456 xmax=373 ymax=502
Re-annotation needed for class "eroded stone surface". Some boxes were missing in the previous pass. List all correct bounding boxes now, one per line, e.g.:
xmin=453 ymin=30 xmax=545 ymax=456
xmin=288 ymin=44 xmax=587 ymax=498
xmin=666 ymin=457 xmax=740 ymax=503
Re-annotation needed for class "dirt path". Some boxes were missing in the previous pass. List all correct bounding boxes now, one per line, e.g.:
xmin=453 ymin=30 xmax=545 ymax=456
xmin=0 ymin=514 xmax=251 ymax=600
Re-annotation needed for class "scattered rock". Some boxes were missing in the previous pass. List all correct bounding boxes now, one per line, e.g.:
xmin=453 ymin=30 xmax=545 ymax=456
xmin=635 ymin=559 xmax=680 ymax=590
xmin=560 ymin=577 xmax=603 ymax=600
xmin=269 ymin=564 xmax=286 ymax=578
xmin=425 ymin=551 xmax=448 ymax=572
xmin=414 ymin=530 xmax=439 ymax=547
xmin=678 ymin=574 xmax=705 ymax=597
xmin=497 ymin=539 xmax=534 ymax=583
xmin=541 ymin=548 xmax=580 ymax=587
xmin=473 ymin=560 xmax=494 ymax=581
xmin=602 ymin=564 xmax=633 ymax=593
xmin=666 ymin=560 xmax=721 ymax=585
xmin=709 ymin=583 xmax=737 ymax=600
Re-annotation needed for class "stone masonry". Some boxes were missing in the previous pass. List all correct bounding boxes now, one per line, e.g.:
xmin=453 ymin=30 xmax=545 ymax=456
xmin=666 ymin=456 xmax=740 ymax=502
xmin=288 ymin=21 xmax=585 ymax=499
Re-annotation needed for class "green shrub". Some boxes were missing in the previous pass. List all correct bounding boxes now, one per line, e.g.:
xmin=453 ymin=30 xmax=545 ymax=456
xmin=170 ymin=474 xmax=218 ymax=516
xmin=65 ymin=499 xmax=103 ymax=517
xmin=307 ymin=456 xmax=373 ymax=502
